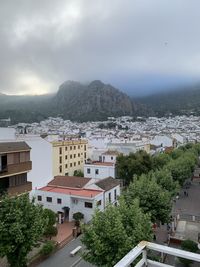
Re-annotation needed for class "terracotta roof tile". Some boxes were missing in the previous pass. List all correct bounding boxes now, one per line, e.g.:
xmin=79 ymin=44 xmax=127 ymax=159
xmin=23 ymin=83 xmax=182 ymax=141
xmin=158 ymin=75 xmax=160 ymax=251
xmin=39 ymin=186 xmax=102 ymax=198
xmin=48 ymin=176 xmax=91 ymax=188
xmin=95 ymin=177 xmax=120 ymax=191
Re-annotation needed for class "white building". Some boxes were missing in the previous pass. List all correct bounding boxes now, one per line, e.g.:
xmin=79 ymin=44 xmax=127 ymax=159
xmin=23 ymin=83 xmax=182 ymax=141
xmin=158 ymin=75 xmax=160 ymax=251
xmin=33 ymin=176 xmax=120 ymax=223
xmin=16 ymin=135 xmax=53 ymax=189
xmin=150 ymin=135 xmax=174 ymax=148
xmin=84 ymin=162 xmax=116 ymax=179
xmin=0 ymin=128 xmax=53 ymax=190
xmin=84 ymin=150 xmax=118 ymax=179
xmin=101 ymin=150 xmax=118 ymax=163
xmin=0 ymin=127 xmax=15 ymax=140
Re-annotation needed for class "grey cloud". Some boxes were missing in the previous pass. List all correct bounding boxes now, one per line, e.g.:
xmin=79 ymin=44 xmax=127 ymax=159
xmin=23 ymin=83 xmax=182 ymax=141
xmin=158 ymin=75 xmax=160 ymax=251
xmin=1 ymin=0 xmax=200 ymax=95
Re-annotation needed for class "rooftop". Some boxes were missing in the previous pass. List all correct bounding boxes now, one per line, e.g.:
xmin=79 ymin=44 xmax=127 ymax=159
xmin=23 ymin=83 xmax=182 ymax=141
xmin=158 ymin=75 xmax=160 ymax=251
xmin=48 ymin=176 xmax=91 ymax=189
xmin=95 ymin=177 xmax=120 ymax=191
xmin=39 ymin=186 xmax=103 ymax=198
xmin=86 ymin=161 xmax=114 ymax=166
xmin=0 ymin=141 xmax=31 ymax=154
xmin=102 ymin=150 xmax=119 ymax=156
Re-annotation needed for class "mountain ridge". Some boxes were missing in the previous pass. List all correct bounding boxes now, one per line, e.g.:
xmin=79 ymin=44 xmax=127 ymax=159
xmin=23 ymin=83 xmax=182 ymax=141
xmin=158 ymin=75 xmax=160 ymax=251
xmin=0 ymin=80 xmax=139 ymax=123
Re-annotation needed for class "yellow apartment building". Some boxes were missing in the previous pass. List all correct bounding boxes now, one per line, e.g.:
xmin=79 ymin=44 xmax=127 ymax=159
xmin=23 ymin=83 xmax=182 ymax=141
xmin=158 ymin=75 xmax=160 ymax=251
xmin=52 ymin=139 xmax=88 ymax=176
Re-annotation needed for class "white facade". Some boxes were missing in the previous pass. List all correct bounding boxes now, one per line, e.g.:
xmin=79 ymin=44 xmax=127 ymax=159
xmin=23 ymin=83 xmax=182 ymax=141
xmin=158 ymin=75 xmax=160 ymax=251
xmin=17 ymin=135 xmax=53 ymax=189
xmin=0 ymin=127 xmax=15 ymax=141
xmin=33 ymin=177 xmax=120 ymax=223
xmin=101 ymin=154 xmax=117 ymax=163
xmin=84 ymin=163 xmax=116 ymax=179
xmin=104 ymin=186 xmax=120 ymax=205
xmin=107 ymin=142 xmax=149 ymax=155
xmin=33 ymin=189 xmax=104 ymax=223
xmin=150 ymin=135 xmax=173 ymax=148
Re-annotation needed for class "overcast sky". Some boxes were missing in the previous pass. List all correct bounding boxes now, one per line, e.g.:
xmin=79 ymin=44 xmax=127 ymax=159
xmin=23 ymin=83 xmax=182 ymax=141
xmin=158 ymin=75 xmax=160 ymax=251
xmin=1 ymin=0 xmax=200 ymax=96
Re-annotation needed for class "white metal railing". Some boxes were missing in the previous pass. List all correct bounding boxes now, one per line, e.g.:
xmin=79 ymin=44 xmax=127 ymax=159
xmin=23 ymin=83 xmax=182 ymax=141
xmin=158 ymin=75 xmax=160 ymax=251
xmin=114 ymin=241 xmax=200 ymax=267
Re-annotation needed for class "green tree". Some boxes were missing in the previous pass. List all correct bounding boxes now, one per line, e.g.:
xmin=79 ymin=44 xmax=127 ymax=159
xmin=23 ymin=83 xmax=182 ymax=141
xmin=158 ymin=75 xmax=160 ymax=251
xmin=43 ymin=209 xmax=57 ymax=239
xmin=179 ymin=239 xmax=198 ymax=266
xmin=40 ymin=240 xmax=56 ymax=256
xmin=118 ymin=197 xmax=152 ymax=244
xmin=125 ymin=174 xmax=171 ymax=223
xmin=73 ymin=212 xmax=84 ymax=226
xmin=153 ymin=168 xmax=180 ymax=196
xmin=116 ymin=151 xmax=152 ymax=186
xmin=0 ymin=194 xmax=47 ymax=267
xmin=166 ymin=153 xmax=196 ymax=186
xmin=81 ymin=199 xmax=152 ymax=267
xmin=152 ymin=153 xmax=171 ymax=170
xmin=73 ymin=170 xmax=84 ymax=177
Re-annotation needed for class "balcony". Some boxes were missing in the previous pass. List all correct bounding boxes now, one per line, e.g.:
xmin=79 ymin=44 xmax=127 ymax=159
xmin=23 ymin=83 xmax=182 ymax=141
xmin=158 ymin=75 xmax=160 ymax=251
xmin=0 ymin=161 xmax=32 ymax=177
xmin=114 ymin=241 xmax=200 ymax=267
xmin=7 ymin=181 xmax=32 ymax=196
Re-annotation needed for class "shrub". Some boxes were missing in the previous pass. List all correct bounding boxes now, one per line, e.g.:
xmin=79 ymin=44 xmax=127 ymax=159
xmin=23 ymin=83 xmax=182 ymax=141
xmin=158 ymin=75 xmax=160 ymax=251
xmin=40 ymin=241 xmax=55 ymax=256
xmin=73 ymin=212 xmax=84 ymax=226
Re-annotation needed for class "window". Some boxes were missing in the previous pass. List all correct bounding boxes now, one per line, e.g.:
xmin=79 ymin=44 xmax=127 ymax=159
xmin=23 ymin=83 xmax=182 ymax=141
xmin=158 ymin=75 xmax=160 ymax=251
xmin=78 ymin=153 xmax=80 ymax=157
xmin=111 ymin=156 xmax=113 ymax=160
xmin=59 ymin=166 xmax=62 ymax=173
xmin=65 ymin=164 xmax=68 ymax=168
xmin=65 ymin=172 xmax=68 ymax=176
xmin=73 ymin=199 xmax=78 ymax=204
xmin=65 ymin=147 xmax=68 ymax=151
xmin=70 ymin=155 xmax=72 ymax=159
xmin=74 ymin=154 xmax=76 ymax=158
xmin=65 ymin=155 xmax=68 ymax=160
xmin=59 ymin=157 xmax=62 ymax=164
xmin=84 ymin=145 xmax=87 ymax=151
xmin=78 ymin=161 xmax=80 ymax=165
xmin=85 ymin=202 xmax=93 ymax=208
xmin=70 ymin=146 xmax=72 ymax=150
xmin=95 ymin=169 xmax=99 ymax=175
xmin=59 ymin=147 xmax=62 ymax=155
xmin=87 ymin=168 xmax=91 ymax=174
xmin=46 ymin=197 xmax=52 ymax=202
xmin=78 ymin=145 xmax=80 ymax=149
xmin=114 ymin=189 xmax=117 ymax=200
xmin=70 ymin=163 xmax=72 ymax=167
xmin=57 ymin=198 xmax=62 ymax=204
xmin=108 ymin=192 xmax=111 ymax=203
xmin=74 ymin=146 xmax=76 ymax=149
xmin=84 ymin=152 xmax=86 ymax=158
xmin=74 ymin=162 xmax=76 ymax=167
xmin=37 ymin=195 xmax=42 ymax=201
xmin=97 ymin=200 xmax=101 ymax=206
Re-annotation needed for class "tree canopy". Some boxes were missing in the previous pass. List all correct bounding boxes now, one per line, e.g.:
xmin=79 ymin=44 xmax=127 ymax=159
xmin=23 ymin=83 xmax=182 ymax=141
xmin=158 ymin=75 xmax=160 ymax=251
xmin=125 ymin=174 xmax=172 ymax=223
xmin=0 ymin=194 xmax=47 ymax=267
xmin=81 ymin=198 xmax=152 ymax=267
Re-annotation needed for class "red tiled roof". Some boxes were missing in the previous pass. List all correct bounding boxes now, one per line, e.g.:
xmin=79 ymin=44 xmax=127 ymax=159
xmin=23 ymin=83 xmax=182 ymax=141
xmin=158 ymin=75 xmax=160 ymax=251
xmin=48 ymin=176 xmax=91 ymax=188
xmin=39 ymin=186 xmax=103 ymax=198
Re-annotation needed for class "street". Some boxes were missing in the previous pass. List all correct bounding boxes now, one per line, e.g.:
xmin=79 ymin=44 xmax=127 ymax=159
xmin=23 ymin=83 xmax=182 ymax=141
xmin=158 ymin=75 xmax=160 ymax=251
xmin=37 ymin=236 xmax=94 ymax=267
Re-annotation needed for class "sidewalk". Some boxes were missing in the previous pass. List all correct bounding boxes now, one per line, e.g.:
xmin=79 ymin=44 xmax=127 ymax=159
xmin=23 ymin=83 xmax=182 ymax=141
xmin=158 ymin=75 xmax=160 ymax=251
xmin=52 ymin=221 xmax=75 ymax=246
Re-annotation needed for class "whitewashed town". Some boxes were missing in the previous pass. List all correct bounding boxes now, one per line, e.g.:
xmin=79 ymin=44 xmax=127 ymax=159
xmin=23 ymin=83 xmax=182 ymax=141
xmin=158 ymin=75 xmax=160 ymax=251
xmin=1 ymin=115 xmax=200 ymax=266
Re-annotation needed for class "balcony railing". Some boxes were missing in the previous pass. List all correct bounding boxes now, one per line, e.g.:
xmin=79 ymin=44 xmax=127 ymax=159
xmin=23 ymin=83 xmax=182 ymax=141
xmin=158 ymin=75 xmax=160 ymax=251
xmin=0 ymin=161 xmax=32 ymax=177
xmin=114 ymin=241 xmax=200 ymax=267
xmin=7 ymin=181 xmax=32 ymax=196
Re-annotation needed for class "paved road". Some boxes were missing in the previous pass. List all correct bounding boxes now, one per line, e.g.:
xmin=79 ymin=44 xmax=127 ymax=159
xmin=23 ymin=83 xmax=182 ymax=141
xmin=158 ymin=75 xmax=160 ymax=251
xmin=37 ymin=236 xmax=94 ymax=267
